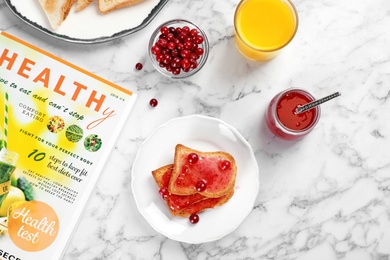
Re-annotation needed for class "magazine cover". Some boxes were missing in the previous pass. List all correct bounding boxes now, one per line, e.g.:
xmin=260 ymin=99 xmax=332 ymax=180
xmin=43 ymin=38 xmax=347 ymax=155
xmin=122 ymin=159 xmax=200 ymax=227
xmin=0 ymin=31 xmax=137 ymax=259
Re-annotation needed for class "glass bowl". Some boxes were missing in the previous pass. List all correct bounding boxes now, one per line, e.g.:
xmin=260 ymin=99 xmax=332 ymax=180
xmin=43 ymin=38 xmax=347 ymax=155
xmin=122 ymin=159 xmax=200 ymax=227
xmin=148 ymin=19 xmax=209 ymax=79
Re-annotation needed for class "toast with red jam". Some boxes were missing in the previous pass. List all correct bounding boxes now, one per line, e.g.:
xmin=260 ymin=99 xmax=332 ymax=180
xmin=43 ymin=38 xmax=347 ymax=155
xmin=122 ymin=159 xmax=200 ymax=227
xmin=152 ymin=164 xmax=234 ymax=217
xmin=168 ymin=144 xmax=237 ymax=198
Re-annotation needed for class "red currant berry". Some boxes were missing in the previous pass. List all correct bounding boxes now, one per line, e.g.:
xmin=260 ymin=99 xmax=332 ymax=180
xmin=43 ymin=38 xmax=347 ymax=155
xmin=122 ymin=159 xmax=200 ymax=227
xmin=175 ymin=27 xmax=182 ymax=35
xmin=156 ymin=53 xmax=164 ymax=63
xmin=166 ymin=33 xmax=175 ymax=41
xmin=159 ymin=187 xmax=168 ymax=199
xmin=178 ymin=33 xmax=186 ymax=43
xmin=172 ymin=67 xmax=181 ymax=75
xmin=167 ymin=41 xmax=176 ymax=50
xmin=176 ymin=42 xmax=184 ymax=51
xmin=135 ymin=63 xmax=143 ymax=70
xmin=219 ymin=160 xmax=231 ymax=171
xmin=149 ymin=98 xmax=158 ymax=107
xmin=191 ymin=45 xmax=198 ymax=53
xmin=189 ymin=213 xmax=199 ymax=224
xmin=194 ymin=35 xmax=204 ymax=44
xmin=181 ymin=49 xmax=190 ymax=59
xmin=160 ymin=26 xmax=169 ymax=35
xmin=162 ymin=54 xmax=172 ymax=65
xmin=151 ymin=45 xmax=161 ymax=55
xmin=190 ymin=28 xmax=199 ymax=37
xmin=171 ymin=57 xmax=182 ymax=68
xmin=171 ymin=49 xmax=179 ymax=57
xmin=174 ymin=38 xmax=180 ymax=44
xmin=190 ymin=53 xmax=198 ymax=60
xmin=161 ymin=48 xmax=169 ymax=55
xmin=182 ymin=26 xmax=190 ymax=35
xmin=165 ymin=65 xmax=173 ymax=72
xmin=190 ymin=61 xmax=198 ymax=69
xmin=185 ymin=35 xmax=192 ymax=43
xmin=181 ymin=58 xmax=191 ymax=69
xmin=184 ymin=41 xmax=193 ymax=50
xmin=188 ymin=153 xmax=199 ymax=164
xmin=195 ymin=47 xmax=204 ymax=56
xmin=158 ymin=38 xmax=168 ymax=47
xmin=189 ymin=58 xmax=197 ymax=65
xmin=195 ymin=180 xmax=206 ymax=192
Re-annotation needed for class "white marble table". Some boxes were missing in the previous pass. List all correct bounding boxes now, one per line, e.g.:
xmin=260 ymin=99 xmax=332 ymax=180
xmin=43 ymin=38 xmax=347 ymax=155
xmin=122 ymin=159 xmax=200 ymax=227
xmin=1 ymin=0 xmax=390 ymax=259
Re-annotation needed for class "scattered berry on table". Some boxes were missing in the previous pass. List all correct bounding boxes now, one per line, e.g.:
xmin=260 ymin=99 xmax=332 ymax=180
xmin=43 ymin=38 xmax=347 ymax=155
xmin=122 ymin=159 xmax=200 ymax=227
xmin=135 ymin=63 xmax=143 ymax=70
xmin=149 ymin=98 xmax=158 ymax=107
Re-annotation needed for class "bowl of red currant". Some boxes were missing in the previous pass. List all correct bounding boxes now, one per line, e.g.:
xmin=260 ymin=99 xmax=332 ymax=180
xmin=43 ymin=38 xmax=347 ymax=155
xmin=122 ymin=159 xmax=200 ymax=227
xmin=149 ymin=19 xmax=209 ymax=79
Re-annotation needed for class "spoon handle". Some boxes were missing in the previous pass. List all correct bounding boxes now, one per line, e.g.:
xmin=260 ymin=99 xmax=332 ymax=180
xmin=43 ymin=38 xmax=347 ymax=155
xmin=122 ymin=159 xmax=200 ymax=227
xmin=296 ymin=92 xmax=341 ymax=114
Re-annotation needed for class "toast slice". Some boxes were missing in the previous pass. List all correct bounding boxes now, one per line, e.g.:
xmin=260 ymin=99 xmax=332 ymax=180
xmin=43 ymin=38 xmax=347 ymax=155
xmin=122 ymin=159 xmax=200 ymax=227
xmin=168 ymin=144 xmax=237 ymax=198
xmin=75 ymin=0 xmax=93 ymax=11
xmin=152 ymin=164 xmax=234 ymax=217
xmin=98 ymin=0 xmax=144 ymax=14
xmin=151 ymin=164 xmax=173 ymax=190
xmin=37 ymin=0 xmax=77 ymax=29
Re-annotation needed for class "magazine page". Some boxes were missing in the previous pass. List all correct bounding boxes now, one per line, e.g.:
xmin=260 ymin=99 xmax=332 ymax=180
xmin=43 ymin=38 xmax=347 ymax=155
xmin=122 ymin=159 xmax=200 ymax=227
xmin=0 ymin=31 xmax=136 ymax=259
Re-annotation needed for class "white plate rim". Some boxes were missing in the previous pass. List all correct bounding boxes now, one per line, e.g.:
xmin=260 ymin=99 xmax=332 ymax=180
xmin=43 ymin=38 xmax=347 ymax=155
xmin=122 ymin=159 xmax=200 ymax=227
xmin=131 ymin=114 xmax=260 ymax=244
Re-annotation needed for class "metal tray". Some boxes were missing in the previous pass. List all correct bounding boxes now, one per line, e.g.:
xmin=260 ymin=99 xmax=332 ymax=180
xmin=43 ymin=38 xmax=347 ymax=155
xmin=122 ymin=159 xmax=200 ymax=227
xmin=4 ymin=0 xmax=169 ymax=44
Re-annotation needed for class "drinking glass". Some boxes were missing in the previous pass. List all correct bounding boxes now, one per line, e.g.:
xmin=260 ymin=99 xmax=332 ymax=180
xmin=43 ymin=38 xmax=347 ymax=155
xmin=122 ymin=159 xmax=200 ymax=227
xmin=234 ymin=0 xmax=298 ymax=61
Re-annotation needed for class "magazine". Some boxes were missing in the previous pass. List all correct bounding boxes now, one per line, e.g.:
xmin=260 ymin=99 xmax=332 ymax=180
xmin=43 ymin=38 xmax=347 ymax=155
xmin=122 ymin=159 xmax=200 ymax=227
xmin=0 ymin=31 xmax=137 ymax=259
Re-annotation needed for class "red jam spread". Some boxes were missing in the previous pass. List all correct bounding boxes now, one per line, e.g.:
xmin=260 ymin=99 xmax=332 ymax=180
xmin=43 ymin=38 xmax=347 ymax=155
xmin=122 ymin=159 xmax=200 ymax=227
xmin=277 ymin=91 xmax=316 ymax=130
xmin=159 ymin=166 xmax=205 ymax=210
xmin=175 ymin=154 xmax=232 ymax=193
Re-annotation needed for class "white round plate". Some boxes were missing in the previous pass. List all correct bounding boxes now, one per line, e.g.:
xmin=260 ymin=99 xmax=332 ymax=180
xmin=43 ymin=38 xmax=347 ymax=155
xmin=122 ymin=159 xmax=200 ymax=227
xmin=131 ymin=115 xmax=259 ymax=244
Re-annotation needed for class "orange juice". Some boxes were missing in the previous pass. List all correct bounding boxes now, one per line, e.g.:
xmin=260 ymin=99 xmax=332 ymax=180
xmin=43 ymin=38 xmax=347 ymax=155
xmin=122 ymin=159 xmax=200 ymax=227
xmin=234 ymin=0 xmax=298 ymax=61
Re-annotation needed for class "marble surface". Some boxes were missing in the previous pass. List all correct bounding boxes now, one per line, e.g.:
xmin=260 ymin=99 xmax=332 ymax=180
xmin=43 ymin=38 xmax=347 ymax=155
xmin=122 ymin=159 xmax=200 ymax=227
xmin=1 ymin=0 xmax=390 ymax=259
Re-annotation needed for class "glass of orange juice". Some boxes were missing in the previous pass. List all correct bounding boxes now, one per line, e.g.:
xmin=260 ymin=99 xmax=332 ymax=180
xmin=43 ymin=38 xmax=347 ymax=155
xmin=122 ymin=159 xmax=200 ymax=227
xmin=234 ymin=0 xmax=298 ymax=61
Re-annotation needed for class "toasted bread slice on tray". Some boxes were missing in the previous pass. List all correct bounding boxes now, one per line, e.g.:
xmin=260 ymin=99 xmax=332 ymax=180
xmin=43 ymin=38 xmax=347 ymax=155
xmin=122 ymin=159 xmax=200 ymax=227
xmin=168 ymin=144 xmax=237 ymax=198
xmin=98 ymin=0 xmax=144 ymax=14
xmin=75 ymin=0 xmax=94 ymax=11
xmin=37 ymin=0 xmax=77 ymax=29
